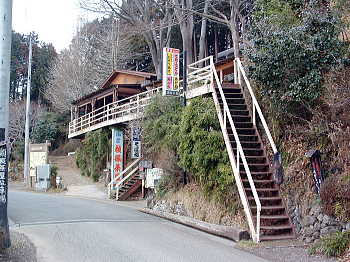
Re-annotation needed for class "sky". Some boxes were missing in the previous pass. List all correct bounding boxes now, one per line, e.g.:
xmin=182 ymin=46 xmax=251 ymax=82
xmin=12 ymin=0 xmax=96 ymax=52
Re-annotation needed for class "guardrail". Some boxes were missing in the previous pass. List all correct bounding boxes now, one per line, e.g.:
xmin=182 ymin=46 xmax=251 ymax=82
xmin=187 ymin=56 xmax=262 ymax=242
xmin=69 ymin=87 xmax=162 ymax=138
xmin=107 ymin=158 xmax=141 ymax=199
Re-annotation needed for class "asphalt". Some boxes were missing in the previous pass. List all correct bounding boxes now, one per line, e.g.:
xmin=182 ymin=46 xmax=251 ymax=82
xmin=8 ymin=190 xmax=270 ymax=262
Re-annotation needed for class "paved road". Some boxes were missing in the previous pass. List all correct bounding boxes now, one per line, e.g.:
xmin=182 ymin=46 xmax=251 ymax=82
xmin=8 ymin=191 xmax=269 ymax=262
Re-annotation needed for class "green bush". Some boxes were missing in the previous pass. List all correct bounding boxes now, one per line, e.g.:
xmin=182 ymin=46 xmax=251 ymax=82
xmin=142 ymin=95 xmax=183 ymax=155
xmin=245 ymin=0 xmax=344 ymax=117
xmin=178 ymin=97 xmax=234 ymax=202
xmin=50 ymin=165 xmax=58 ymax=177
xmin=31 ymin=112 xmax=70 ymax=149
xmin=309 ymin=231 xmax=350 ymax=257
xmin=76 ymin=128 xmax=109 ymax=181
xmin=142 ymin=96 xmax=237 ymax=206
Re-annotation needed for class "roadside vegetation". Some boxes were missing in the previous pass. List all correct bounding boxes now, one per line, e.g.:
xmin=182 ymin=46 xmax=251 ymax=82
xmin=142 ymin=95 xmax=242 ymax=221
xmin=75 ymin=129 xmax=110 ymax=182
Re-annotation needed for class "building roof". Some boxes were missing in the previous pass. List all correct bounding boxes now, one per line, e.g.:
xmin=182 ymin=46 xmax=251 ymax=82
xmin=72 ymin=84 xmax=140 ymax=105
xmin=72 ymin=70 xmax=157 ymax=105
xmin=100 ymin=70 xmax=157 ymax=90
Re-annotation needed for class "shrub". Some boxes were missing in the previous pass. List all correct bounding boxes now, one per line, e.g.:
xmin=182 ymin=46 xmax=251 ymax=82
xmin=309 ymin=231 xmax=350 ymax=257
xmin=178 ymin=97 xmax=235 ymax=204
xmin=142 ymin=96 xmax=238 ymax=207
xmin=31 ymin=112 xmax=70 ymax=149
xmin=246 ymin=0 xmax=344 ymax=117
xmin=76 ymin=128 xmax=110 ymax=181
xmin=50 ymin=165 xmax=58 ymax=177
xmin=320 ymin=174 xmax=350 ymax=221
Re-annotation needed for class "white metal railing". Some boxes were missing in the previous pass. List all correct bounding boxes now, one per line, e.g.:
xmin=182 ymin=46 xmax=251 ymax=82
xmin=235 ymin=58 xmax=277 ymax=154
xmin=69 ymin=87 xmax=162 ymax=137
xmin=187 ymin=58 xmax=212 ymax=90
xmin=107 ymin=158 xmax=141 ymax=200
xmin=187 ymin=56 xmax=263 ymax=242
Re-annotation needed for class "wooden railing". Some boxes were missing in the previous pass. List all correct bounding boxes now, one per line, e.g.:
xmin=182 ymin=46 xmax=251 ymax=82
xmin=187 ymin=56 xmax=262 ymax=242
xmin=69 ymin=87 xmax=162 ymax=138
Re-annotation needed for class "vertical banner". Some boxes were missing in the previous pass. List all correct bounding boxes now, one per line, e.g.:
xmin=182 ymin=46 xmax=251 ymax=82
xmin=131 ymin=127 xmax=141 ymax=159
xmin=111 ymin=128 xmax=124 ymax=186
xmin=162 ymin=47 xmax=180 ymax=96
xmin=0 ymin=142 xmax=10 ymax=248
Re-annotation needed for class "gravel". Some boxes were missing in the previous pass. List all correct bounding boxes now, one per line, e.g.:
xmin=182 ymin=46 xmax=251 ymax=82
xmin=0 ymin=231 xmax=36 ymax=262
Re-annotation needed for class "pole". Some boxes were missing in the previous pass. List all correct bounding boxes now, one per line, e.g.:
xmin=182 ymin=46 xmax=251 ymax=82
xmin=24 ymin=36 xmax=33 ymax=186
xmin=182 ymin=50 xmax=187 ymax=106
xmin=0 ymin=0 xmax=12 ymax=248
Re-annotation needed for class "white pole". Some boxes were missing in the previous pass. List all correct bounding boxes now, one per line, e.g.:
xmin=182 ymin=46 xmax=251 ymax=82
xmin=24 ymin=36 xmax=33 ymax=185
xmin=0 ymin=0 xmax=13 ymax=141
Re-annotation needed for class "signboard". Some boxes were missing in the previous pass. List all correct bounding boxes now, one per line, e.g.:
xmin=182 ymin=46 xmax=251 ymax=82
xmin=131 ymin=127 xmax=141 ymax=159
xmin=111 ymin=128 xmax=124 ymax=185
xmin=145 ymin=168 xmax=163 ymax=189
xmin=0 ymin=142 xmax=10 ymax=248
xmin=162 ymin=48 xmax=180 ymax=96
xmin=0 ymin=144 xmax=8 ymax=205
xmin=29 ymin=143 xmax=49 ymax=178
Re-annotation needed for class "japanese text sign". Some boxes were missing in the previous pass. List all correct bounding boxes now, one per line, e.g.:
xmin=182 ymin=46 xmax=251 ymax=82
xmin=0 ymin=144 xmax=8 ymax=205
xmin=111 ymin=128 xmax=124 ymax=186
xmin=131 ymin=127 xmax=141 ymax=159
xmin=162 ymin=48 xmax=180 ymax=96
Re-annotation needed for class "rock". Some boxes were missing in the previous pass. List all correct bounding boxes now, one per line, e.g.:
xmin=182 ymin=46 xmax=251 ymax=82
xmin=304 ymin=227 xmax=314 ymax=237
xmin=314 ymin=222 xmax=320 ymax=231
xmin=302 ymin=216 xmax=316 ymax=227
xmin=322 ymin=215 xmax=332 ymax=226
xmin=305 ymin=237 xmax=314 ymax=243
xmin=310 ymin=205 xmax=321 ymax=216
xmin=345 ymin=223 xmax=350 ymax=231
xmin=313 ymin=231 xmax=320 ymax=239
xmin=320 ymin=226 xmax=339 ymax=235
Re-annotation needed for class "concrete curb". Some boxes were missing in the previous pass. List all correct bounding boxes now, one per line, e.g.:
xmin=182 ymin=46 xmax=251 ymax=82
xmin=139 ymin=207 xmax=250 ymax=242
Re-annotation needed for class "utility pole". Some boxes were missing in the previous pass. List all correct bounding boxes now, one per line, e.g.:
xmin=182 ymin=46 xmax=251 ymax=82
xmin=0 ymin=0 xmax=13 ymax=248
xmin=24 ymin=35 xmax=33 ymax=186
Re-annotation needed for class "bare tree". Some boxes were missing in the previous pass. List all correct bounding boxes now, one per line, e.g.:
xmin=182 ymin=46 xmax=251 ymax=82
xmin=8 ymin=101 xmax=44 ymax=149
xmin=81 ymin=0 xmax=175 ymax=79
xmin=45 ymin=17 xmax=140 ymax=112
xmin=180 ymin=0 xmax=253 ymax=58
xmin=172 ymin=0 xmax=194 ymax=64
xmin=198 ymin=1 xmax=209 ymax=61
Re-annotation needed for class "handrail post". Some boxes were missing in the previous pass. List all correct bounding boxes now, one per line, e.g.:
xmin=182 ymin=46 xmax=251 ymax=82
xmin=137 ymin=95 xmax=140 ymax=114
xmin=236 ymin=59 xmax=242 ymax=86
xmin=234 ymin=58 xmax=238 ymax=84
xmin=237 ymin=148 xmax=239 ymax=173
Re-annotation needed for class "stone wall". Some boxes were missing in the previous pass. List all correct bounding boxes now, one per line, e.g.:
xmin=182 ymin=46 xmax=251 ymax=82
xmin=287 ymin=196 xmax=350 ymax=243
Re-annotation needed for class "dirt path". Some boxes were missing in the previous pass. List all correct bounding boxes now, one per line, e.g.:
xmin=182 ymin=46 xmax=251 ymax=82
xmin=48 ymin=156 xmax=106 ymax=199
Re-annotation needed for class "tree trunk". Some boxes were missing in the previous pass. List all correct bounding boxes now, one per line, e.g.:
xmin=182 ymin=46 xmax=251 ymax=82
xmin=198 ymin=1 xmax=209 ymax=62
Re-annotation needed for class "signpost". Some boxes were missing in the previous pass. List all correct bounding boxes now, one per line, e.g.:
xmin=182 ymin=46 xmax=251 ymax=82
xmin=131 ymin=127 xmax=141 ymax=159
xmin=111 ymin=128 xmax=124 ymax=187
xmin=162 ymin=48 xmax=180 ymax=96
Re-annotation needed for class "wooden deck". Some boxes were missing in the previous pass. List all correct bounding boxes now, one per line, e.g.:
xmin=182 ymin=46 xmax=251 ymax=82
xmin=68 ymin=58 xmax=230 ymax=138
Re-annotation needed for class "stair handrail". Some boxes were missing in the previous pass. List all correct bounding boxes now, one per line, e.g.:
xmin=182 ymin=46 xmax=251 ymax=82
xmin=115 ymin=166 xmax=139 ymax=201
xmin=235 ymin=58 xmax=277 ymax=154
xmin=107 ymin=158 xmax=141 ymax=198
xmin=187 ymin=56 xmax=261 ymax=242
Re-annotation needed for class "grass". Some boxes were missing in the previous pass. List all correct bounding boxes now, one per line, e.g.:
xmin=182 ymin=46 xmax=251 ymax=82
xmin=309 ymin=231 xmax=350 ymax=257
xmin=162 ymin=184 xmax=248 ymax=229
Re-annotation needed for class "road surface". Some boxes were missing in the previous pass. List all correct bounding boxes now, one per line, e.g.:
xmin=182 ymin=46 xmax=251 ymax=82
xmin=8 ymin=191 xmax=269 ymax=262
